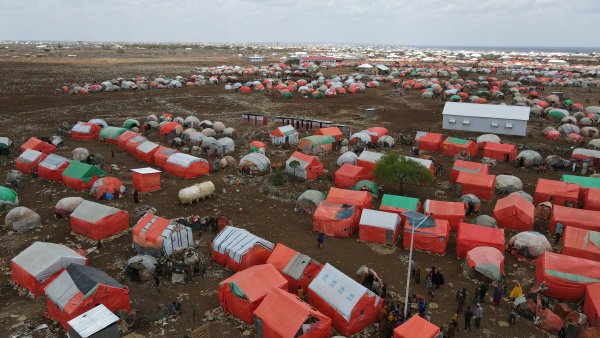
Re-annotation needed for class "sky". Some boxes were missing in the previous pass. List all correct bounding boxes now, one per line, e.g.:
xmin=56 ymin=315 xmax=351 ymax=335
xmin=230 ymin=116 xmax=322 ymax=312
xmin=1 ymin=0 xmax=599 ymax=47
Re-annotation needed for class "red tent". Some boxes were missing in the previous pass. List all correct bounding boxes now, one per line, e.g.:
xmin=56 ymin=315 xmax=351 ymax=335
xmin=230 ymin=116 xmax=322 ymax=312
xmin=334 ymin=163 xmax=372 ymax=188
xmin=584 ymin=283 xmax=600 ymax=328
xmin=164 ymin=153 xmax=210 ymax=179
xmin=358 ymin=209 xmax=401 ymax=245
xmin=493 ymin=194 xmax=535 ymax=231
xmin=562 ymin=226 xmax=600 ymax=262
xmin=393 ymin=313 xmax=440 ymax=338
xmin=132 ymin=213 xmax=193 ymax=256
xmin=315 ymin=126 xmax=343 ymax=142
xmin=153 ymin=146 xmax=179 ymax=169
xmin=70 ymin=122 xmax=102 ymax=141
xmin=211 ymin=226 xmax=274 ymax=272
xmin=15 ymin=149 xmax=45 ymax=175
xmin=534 ymin=179 xmax=579 ymax=206
xmin=313 ymin=201 xmax=361 ymax=237
xmin=266 ymin=243 xmax=323 ymax=293
xmin=549 ymin=205 xmax=600 ymax=234
xmin=286 ymin=151 xmax=324 ymax=180
xmin=465 ymin=246 xmax=504 ymax=282
xmin=451 ymin=160 xmax=489 ymax=183
xmin=308 ymin=263 xmax=382 ymax=337
xmin=44 ymin=264 xmax=130 ymax=329
xmin=442 ymin=137 xmax=478 ymax=157
xmin=159 ymin=121 xmax=183 ymax=138
xmin=403 ymin=219 xmax=450 ymax=255
xmin=536 ymin=252 xmax=600 ymax=302
xmin=254 ymin=287 xmax=331 ymax=338
xmin=117 ymin=131 xmax=138 ymax=150
xmin=20 ymin=137 xmax=56 ymax=154
xmin=365 ymin=127 xmax=388 ymax=143
xmin=585 ymin=188 xmax=600 ymax=211
xmin=89 ymin=177 xmax=124 ymax=200
xmin=218 ymin=264 xmax=288 ymax=324
xmin=416 ymin=132 xmax=443 ymax=151
xmin=69 ymin=200 xmax=129 ymax=240
xmin=356 ymin=151 xmax=383 ymax=173
xmin=124 ymin=135 xmax=148 ymax=155
xmin=131 ymin=168 xmax=161 ymax=193
xmin=424 ymin=199 xmax=465 ymax=231
xmin=456 ymin=222 xmax=505 ymax=258
xmin=483 ymin=142 xmax=517 ymax=162
xmin=11 ymin=242 xmax=87 ymax=297
xmin=134 ymin=141 xmax=160 ymax=163
xmin=456 ymin=171 xmax=496 ymax=200
xmin=326 ymin=187 xmax=373 ymax=210
xmin=38 ymin=154 xmax=70 ymax=181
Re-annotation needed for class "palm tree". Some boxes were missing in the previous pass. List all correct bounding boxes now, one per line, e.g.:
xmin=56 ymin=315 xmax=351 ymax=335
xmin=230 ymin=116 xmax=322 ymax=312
xmin=288 ymin=160 xmax=301 ymax=179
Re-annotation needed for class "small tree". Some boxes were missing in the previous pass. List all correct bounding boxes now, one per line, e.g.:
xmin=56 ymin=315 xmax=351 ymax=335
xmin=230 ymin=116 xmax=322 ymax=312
xmin=288 ymin=160 xmax=301 ymax=179
xmin=373 ymin=153 xmax=433 ymax=194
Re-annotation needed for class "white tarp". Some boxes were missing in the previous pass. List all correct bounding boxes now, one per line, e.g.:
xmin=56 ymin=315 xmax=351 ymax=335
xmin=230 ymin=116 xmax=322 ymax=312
xmin=67 ymin=304 xmax=119 ymax=338
xmin=11 ymin=242 xmax=86 ymax=282
xmin=71 ymin=122 xmax=92 ymax=133
xmin=166 ymin=153 xmax=206 ymax=168
xmin=401 ymin=155 xmax=432 ymax=170
xmin=212 ymin=226 xmax=273 ymax=263
xmin=136 ymin=141 xmax=159 ymax=154
xmin=38 ymin=154 xmax=69 ymax=170
xmin=70 ymin=200 xmax=120 ymax=223
xmin=358 ymin=150 xmax=383 ymax=163
xmin=359 ymin=209 xmax=400 ymax=230
xmin=45 ymin=270 xmax=78 ymax=310
xmin=18 ymin=149 xmax=42 ymax=163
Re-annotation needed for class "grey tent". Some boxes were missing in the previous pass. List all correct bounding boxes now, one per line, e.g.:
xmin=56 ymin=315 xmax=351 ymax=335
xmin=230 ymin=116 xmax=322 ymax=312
xmin=6 ymin=206 xmax=41 ymax=231
xmin=296 ymin=190 xmax=326 ymax=214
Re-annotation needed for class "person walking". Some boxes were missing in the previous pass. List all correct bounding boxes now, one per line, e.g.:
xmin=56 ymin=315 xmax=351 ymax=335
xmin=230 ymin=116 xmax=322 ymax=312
xmin=451 ymin=312 xmax=460 ymax=333
xmin=111 ymin=149 xmax=115 ymax=159
xmin=317 ymin=232 xmax=324 ymax=249
xmin=508 ymin=306 xmax=518 ymax=327
xmin=457 ymin=288 xmax=467 ymax=313
xmin=479 ymin=281 xmax=489 ymax=303
xmin=472 ymin=286 xmax=480 ymax=305
xmin=464 ymin=306 xmax=473 ymax=330
xmin=493 ymin=285 xmax=502 ymax=306
xmin=133 ymin=189 xmax=139 ymax=204
xmin=377 ymin=302 xmax=388 ymax=335
xmin=475 ymin=303 xmax=483 ymax=328
xmin=426 ymin=272 xmax=435 ymax=299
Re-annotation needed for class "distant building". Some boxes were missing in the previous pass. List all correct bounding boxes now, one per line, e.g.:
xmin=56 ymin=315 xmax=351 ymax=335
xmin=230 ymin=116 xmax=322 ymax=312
xmin=442 ymin=102 xmax=530 ymax=136
xmin=299 ymin=56 xmax=337 ymax=66
xmin=248 ymin=55 xmax=264 ymax=62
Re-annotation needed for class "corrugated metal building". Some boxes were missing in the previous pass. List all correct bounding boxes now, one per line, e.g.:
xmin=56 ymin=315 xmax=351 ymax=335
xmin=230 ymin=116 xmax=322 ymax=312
xmin=442 ymin=102 xmax=530 ymax=136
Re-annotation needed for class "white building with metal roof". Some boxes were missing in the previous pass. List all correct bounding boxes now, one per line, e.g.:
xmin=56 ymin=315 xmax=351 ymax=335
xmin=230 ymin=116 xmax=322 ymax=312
xmin=442 ymin=102 xmax=530 ymax=136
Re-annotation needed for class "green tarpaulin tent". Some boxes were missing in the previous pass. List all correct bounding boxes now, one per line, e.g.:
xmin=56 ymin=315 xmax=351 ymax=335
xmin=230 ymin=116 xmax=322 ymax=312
xmin=561 ymin=174 xmax=600 ymax=189
xmin=380 ymin=194 xmax=419 ymax=211
xmin=354 ymin=180 xmax=380 ymax=199
xmin=99 ymin=126 xmax=128 ymax=142
xmin=62 ymin=161 xmax=105 ymax=184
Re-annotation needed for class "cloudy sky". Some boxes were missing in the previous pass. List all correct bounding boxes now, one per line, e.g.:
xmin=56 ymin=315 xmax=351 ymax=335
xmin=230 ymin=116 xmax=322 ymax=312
xmin=1 ymin=0 xmax=599 ymax=47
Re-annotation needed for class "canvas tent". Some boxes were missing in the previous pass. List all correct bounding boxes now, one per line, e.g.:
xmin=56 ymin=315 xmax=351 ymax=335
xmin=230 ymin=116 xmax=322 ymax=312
xmin=358 ymin=209 xmax=401 ymax=245
xmin=334 ymin=163 xmax=371 ymax=188
xmin=584 ymin=283 xmax=600 ymax=328
xmin=211 ymin=226 xmax=274 ymax=272
xmin=403 ymin=219 xmax=450 ymax=255
xmin=135 ymin=141 xmax=160 ymax=163
xmin=164 ymin=153 xmax=210 ymax=179
xmin=239 ymin=153 xmax=271 ymax=175
xmin=116 ymin=131 xmax=138 ymax=150
xmin=124 ymin=135 xmax=148 ymax=155
xmin=379 ymin=194 xmax=421 ymax=215
xmin=296 ymin=190 xmax=326 ymax=214
xmin=561 ymin=175 xmax=600 ymax=200
xmin=313 ymin=201 xmax=361 ymax=237
xmin=38 ymin=154 xmax=70 ymax=181
xmin=493 ymin=194 xmax=535 ymax=231
xmin=456 ymin=171 xmax=496 ymax=201
xmin=483 ymin=142 xmax=517 ymax=162
xmin=365 ymin=127 xmax=388 ymax=143
xmin=70 ymin=200 xmax=129 ymax=240
xmin=415 ymin=131 xmax=444 ymax=151
xmin=62 ymin=161 xmax=105 ymax=190
xmin=550 ymin=205 xmax=600 ymax=234
xmin=254 ymin=287 xmax=331 ymax=338
xmin=507 ymin=231 xmax=551 ymax=260
xmin=132 ymin=213 xmax=193 ymax=257
xmin=423 ymin=199 xmax=465 ymax=231
xmin=464 ymin=246 xmax=504 ymax=282
xmin=70 ymin=122 xmax=102 ymax=141
xmin=535 ymin=252 xmax=600 ymax=302
xmin=286 ymin=152 xmax=324 ymax=180
xmin=562 ymin=227 xmax=600 ymax=262
xmin=20 ymin=137 xmax=56 ymax=154
xmin=131 ymin=167 xmax=161 ymax=192
xmin=393 ymin=312 xmax=440 ymax=338
xmin=298 ymin=135 xmax=335 ymax=154
xmin=442 ymin=137 xmax=478 ymax=157
xmin=99 ymin=126 xmax=127 ymax=144
xmin=356 ymin=150 xmax=384 ymax=173
xmin=266 ymin=243 xmax=323 ymax=293
xmin=11 ymin=242 xmax=87 ymax=296
xmin=456 ymin=222 xmax=505 ymax=258
xmin=586 ymin=188 xmax=600 ymax=211
xmin=451 ymin=159 xmax=489 ymax=183
xmin=218 ymin=264 xmax=288 ymax=324
xmin=308 ymin=263 xmax=382 ymax=337
xmin=314 ymin=126 xmax=343 ymax=142
xmin=44 ymin=264 xmax=130 ymax=329
xmin=271 ymin=125 xmax=299 ymax=145
xmin=534 ymin=178 xmax=579 ymax=206
xmin=16 ymin=149 xmax=45 ymax=175
xmin=326 ymin=187 xmax=373 ymax=210
xmin=153 ymin=146 xmax=179 ymax=169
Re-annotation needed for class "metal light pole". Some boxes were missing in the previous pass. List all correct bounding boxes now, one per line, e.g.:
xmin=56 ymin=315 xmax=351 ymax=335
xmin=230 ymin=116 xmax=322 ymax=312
xmin=402 ymin=212 xmax=430 ymax=318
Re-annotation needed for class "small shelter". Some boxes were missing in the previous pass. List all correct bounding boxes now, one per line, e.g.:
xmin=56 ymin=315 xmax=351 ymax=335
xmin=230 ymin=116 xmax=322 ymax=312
xmin=483 ymin=142 xmax=517 ymax=162
xmin=211 ymin=226 xmax=274 ymax=272
xmin=116 ymin=131 xmax=138 ymax=150
xmin=314 ymin=126 xmax=343 ymax=142
xmin=70 ymin=200 xmax=129 ymax=240
xmin=70 ymin=122 xmax=102 ymax=141
xmin=20 ymin=137 xmax=56 ymax=154
xmin=132 ymin=213 xmax=193 ymax=257
xmin=307 ymin=263 xmax=382 ymax=337
xmin=456 ymin=222 xmax=505 ymax=258
xmin=296 ymin=190 xmax=326 ymax=214
xmin=0 ymin=186 xmax=18 ymax=210
xmin=5 ymin=207 xmax=40 ymax=231
xmin=153 ymin=146 xmax=179 ymax=169
xmin=266 ymin=243 xmax=323 ymax=293
xmin=562 ymin=227 xmax=600 ymax=262
xmin=456 ymin=171 xmax=496 ymax=201
xmin=365 ymin=127 xmax=388 ymax=143
xmin=38 ymin=154 xmax=70 ymax=181
xmin=44 ymin=264 xmax=130 ymax=329
xmin=403 ymin=218 xmax=450 ymax=255
xmin=271 ymin=125 xmax=299 ymax=145
xmin=135 ymin=141 xmax=160 ymax=163
xmin=536 ymin=252 xmax=600 ymax=302
xmin=164 ymin=153 xmax=210 ymax=179
xmin=218 ymin=264 xmax=288 ymax=323
xmin=99 ymin=126 xmax=127 ymax=144
xmin=561 ymin=175 xmax=600 ymax=200
xmin=131 ymin=167 xmax=161 ymax=193
xmin=334 ymin=163 xmax=371 ymax=188
xmin=534 ymin=178 xmax=579 ymax=206
xmin=358 ymin=209 xmax=401 ymax=245
xmin=507 ymin=231 xmax=552 ymax=260
xmin=584 ymin=283 xmax=600 ymax=328
xmin=55 ymin=197 xmax=84 ymax=219
xmin=550 ymin=205 xmax=600 ymax=234
xmin=451 ymin=160 xmax=489 ymax=183
xmin=326 ymin=187 xmax=373 ymax=210
xmin=254 ymin=287 xmax=331 ymax=338
xmin=423 ymin=199 xmax=465 ymax=231
xmin=313 ymin=201 xmax=360 ymax=237
xmin=415 ymin=131 xmax=444 ymax=151
xmin=393 ymin=313 xmax=440 ymax=338
xmin=493 ymin=194 xmax=535 ymax=231
xmin=585 ymin=188 xmax=600 ymax=211
xmin=442 ymin=137 xmax=478 ymax=157
xmin=159 ymin=121 xmax=183 ymax=139
xmin=356 ymin=150 xmax=384 ymax=173
xmin=239 ymin=153 xmax=271 ymax=175
xmin=298 ymin=135 xmax=335 ymax=154
xmin=67 ymin=304 xmax=120 ymax=338
xmin=11 ymin=241 xmax=87 ymax=296
xmin=464 ymin=246 xmax=504 ymax=282
xmin=16 ymin=149 xmax=45 ymax=175
xmin=124 ymin=135 xmax=148 ymax=155
xmin=286 ymin=152 xmax=324 ymax=180
xmin=62 ymin=161 xmax=105 ymax=190
xmin=379 ymin=194 xmax=421 ymax=215
xmin=89 ymin=177 xmax=124 ymax=200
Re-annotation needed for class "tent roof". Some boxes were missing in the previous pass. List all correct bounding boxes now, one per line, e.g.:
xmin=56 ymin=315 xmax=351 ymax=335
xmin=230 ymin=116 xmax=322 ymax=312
xmin=442 ymin=102 xmax=530 ymax=121
xmin=552 ymin=205 xmax=600 ymax=230
xmin=254 ymin=287 xmax=318 ymax=337
xmin=415 ymin=131 xmax=443 ymax=142
xmin=315 ymin=127 xmax=343 ymax=137
xmin=586 ymin=283 xmax=600 ymax=319
xmin=301 ymin=135 xmax=335 ymax=145
xmin=561 ymin=175 xmax=600 ymax=190
xmin=359 ymin=209 xmax=400 ymax=230
xmin=337 ymin=163 xmax=368 ymax=177
xmin=539 ymin=252 xmax=600 ymax=284
xmin=458 ymin=222 xmax=505 ymax=246
xmin=67 ymin=304 xmax=119 ymax=338
xmin=456 ymin=171 xmax=495 ymax=187
xmin=221 ymin=264 xmax=287 ymax=302
xmin=166 ymin=153 xmax=206 ymax=168
xmin=484 ymin=142 xmax=517 ymax=152
xmin=402 ymin=155 xmax=432 ymax=169
xmin=393 ymin=314 xmax=440 ymax=338
xmin=70 ymin=200 xmax=122 ymax=223
xmin=326 ymin=187 xmax=372 ymax=207
xmin=212 ymin=226 xmax=274 ymax=263
xmin=289 ymin=151 xmax=321 ymax=167
xmin=424 ymin=199 xmax=465 ymax=216
xmin=536 ymin=178 xmax=579 ymax=199
xmin=358 ymin=150 xmax=384 ymax=162
xmin=131 ymin=167 xmax=161 ymax=174
xmin=18 ymin=149 xmax=42 ymax=163
xmin=11 ymin=242 xmax=85 ymax=281
xmin=39 ymin=154 xmax=69 ymax=170
xmin=62 ymin=161 xmax=105 ymax=180
xmin=452 ymin=159 xmax=488 ymax=173
xmin=136 ymin=141 xmax=159 ymax=154
xmin=381 ymin=194 xmax=419 ymax=211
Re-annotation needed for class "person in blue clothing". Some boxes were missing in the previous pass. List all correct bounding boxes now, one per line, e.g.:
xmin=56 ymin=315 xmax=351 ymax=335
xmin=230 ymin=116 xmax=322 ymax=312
xmin=317 ymin=232 xmax=324 ymax=249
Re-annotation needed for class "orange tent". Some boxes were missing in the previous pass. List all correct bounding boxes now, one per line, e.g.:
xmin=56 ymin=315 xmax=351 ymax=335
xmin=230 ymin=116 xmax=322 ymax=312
xmin=562 ymin=226 xmax=600 ymax=262
xmin=164 ymin=153 xmax=210 ymax=179
xmin=211 ymin=226 xmax=274 ymax=272
xmin=534 ymin=178 xmax=579 ymax=206
xmin=134 ymin=141 xmax=160 ymax=164
xmin=314 ymin=126 xmax=343 ymax=142
xmin=483 ymin=142 xmax=517 ymax=162
xmin=442 ymin=137 xmax=478 ymax=157
xmin=159 ymin=122 xmax=183 ymax=139
xmin=451 ymin=160 xmax=489 ymax=183
xmin=358 ymin=209 xmax=401 ymax=245
xmin=19 ymin=137 xmax=56 ymax=154
xmin=117 ymin=131 xmax=138 ymax=150
xmin=132 ymin=213 xmax=193 ymax=256
xmin=266 ymin=243 xmax=323 ymax=293
xmin=286 ymin=152 xmax=324 ymax=180
xmin=313 ymin=201 xmax=361 ymax=237
xmin=325 ymin=187 xmax=373 ymax=210
xmin=365 ymin=127 xmax=388 ymax=143
xmin=70 ymin=122 xmax=102 ymax=141
xmin=415 ymin=132 xmax=443 ymax=151
xmin=456 ymin=171 xmax=496 ymax=201
xmin=493 ymin=194 xmax=535 ymax=231
xmin=124 ymin=135 xmax=148 ymax=155
xmin=218 ymin=264 xmax=288 ymax=324
xmin=393 ymin=314 xmax=440 ymax=338
xmin=584 ymin=283 xmax=600 ymax=328
xmin=254 ymin=287 xmax=331 ymax=338
xmin=536 ymin=252 xmax=600 ymax=302
xmin=16 ymin=149 xmax=46 ymax=175
xmin=403 ymin=219 xmax=450 ymax=255
xmin=334 ymin=163 xmax=372 ymax=188
xmin=131 ymin=168 xmax=161 ymax=193
xmin=356 ymin=151 xmax=383 ymax=173
xmin=550 ymin=205 xmax=600 ymax=234
xmin=423 ymin=199 xmax=465 ymax=231
xmin=153 ymin=146 xmax=179 ymax=169
xmin=585 ymin=188 xmax=600 ymax=211
xmin=456 ymin=222 xmax=505 ymax=258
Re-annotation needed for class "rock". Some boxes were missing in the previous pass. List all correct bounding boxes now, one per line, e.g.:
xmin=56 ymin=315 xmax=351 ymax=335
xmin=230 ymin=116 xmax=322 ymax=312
xmin=428 ymin=302 xmax=439 ymax=309
xmin=242 ymin=330 xmax=252 ymax=336
xmin=498 ymin=321 xmax=510 ymax=327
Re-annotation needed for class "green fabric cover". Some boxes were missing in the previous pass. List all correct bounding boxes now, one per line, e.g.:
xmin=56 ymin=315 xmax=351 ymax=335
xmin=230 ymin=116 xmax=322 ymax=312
xmin=302 ymin=135 xmax=335 ymax=145
xmin=0 ymin=186 xmax=17 ymax=203
xmin=447 ymin=137 xmax=469 ymax=145
xmin=99 ymin=126 xmax=128 ymax=141
xmin=561 ymin=174 xmax=600 ymax=189
xmin=229 ymin=282 xmax=247 ymax=299
xmin=123 ymin=119 xmax=140 ymax=129
xmin=354 ymin=180 xmax=380 ymax=198
xmin=62 ymin=161 xmax=105 ymax=182
xmin=380 ymin=194 xmax=419 ymax=211
xmin=546 ymin=269 xmax=600 ymax=283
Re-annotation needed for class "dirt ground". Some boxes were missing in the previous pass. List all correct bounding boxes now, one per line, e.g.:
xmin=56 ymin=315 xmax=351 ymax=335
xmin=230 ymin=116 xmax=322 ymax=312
xmin=1 ymin=46 xmax=599 ymax=338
